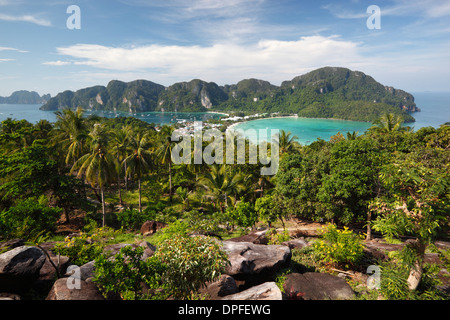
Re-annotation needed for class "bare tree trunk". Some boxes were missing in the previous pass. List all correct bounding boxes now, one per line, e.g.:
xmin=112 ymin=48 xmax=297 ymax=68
xmin=64 ymin=206 xmax=70 ymax=224
xmin=366 ymin=210 xmax=372 ymax=241
xmin=407 ymin=240 xmax=426 ymax=291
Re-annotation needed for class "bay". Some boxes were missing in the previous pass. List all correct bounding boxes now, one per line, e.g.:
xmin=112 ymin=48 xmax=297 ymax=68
xmin=0 ymin=104 xmax=226 ymax=125
xmin=230 ymin=91 xmax=450 ymax=145
xmin=230 ymin=117 xmax=372 ymax=145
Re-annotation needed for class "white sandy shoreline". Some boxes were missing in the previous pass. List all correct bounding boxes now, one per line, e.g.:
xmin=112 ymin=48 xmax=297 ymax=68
xmin=225 ymin=114 xmax=376 ymax=132
xmin=226 ymin=115 xmax=298 ymax=132
xmin=207 ymin=111 xmax=229 ymax=117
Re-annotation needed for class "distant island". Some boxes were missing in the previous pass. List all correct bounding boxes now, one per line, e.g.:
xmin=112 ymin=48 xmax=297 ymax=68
xmin=40 ymin=67 xmax=419 ymax=122
xmin=0 ymin=90 xmax=51 ymax=104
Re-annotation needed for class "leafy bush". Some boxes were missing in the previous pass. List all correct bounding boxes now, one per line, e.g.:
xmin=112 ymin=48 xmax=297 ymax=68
xmin=0 ymin=197 xmax=62 ymax=240
xmin=183 ymin=210 xmax=221 ymax=235
xmin=255 ymin=195 xmax=278 ymax=228
xmin=154 ymin=235 xmax=229 ymax=299
xmin=150 ymin=220 xmax=190 ymax=245
xmin=267 ymin=228 xmax=290 ymax=245
xmin=116 ymin=208 xmax=148 ymax=230
xmin=94 ymin=246 xmax=167 ymax=300
xmin=379 ymin=262 xmax=410 ymax=299
xmin=55 ymin=233 xmax=103 ymax=266
xmin=225 ymin=200 xmax=258 ymax=229
xmin=313 ymin=224 xmax=365 ymax=268
xmin=55 ymin=227 xmax=120 ymax=265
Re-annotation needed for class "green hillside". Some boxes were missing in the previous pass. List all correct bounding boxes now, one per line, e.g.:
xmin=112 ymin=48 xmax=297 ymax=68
xmin=40 ymin=67 xmax=418 ymax=122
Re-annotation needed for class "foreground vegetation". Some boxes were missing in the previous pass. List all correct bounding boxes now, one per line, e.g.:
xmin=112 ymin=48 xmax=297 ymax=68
xmin=0 ymin=109 xmax=448 ymax=300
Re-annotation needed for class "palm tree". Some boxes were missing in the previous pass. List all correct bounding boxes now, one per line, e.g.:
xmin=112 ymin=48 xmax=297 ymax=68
xmin=71 ymin=124 xmax=117 ymax=227
xmin=279 ymin=130 xmax=299 ymax=154
xmin=346 ymin=131 xmax=359 ymax=140
xmin=123 ymin=132 xmax=153 ymax=213
xmin=156 ymin=125 xmax=175 ymax=202
xmin=110 ymin=125 xmax=132 ymax=206
xmin=52 ymin=107 xmax=89 ymax=165
xmin=199 ymin=164 xmax=245 ymax=212
xmin=373 ymin=113 xmax=404 ymax=132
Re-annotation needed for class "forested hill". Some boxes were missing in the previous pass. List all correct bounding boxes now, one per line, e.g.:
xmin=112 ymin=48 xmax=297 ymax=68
xmin=40 ymin=67 xmax=418 ymax=122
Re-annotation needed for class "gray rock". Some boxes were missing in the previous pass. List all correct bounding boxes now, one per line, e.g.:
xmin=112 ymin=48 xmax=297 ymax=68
xmin=64 ymin=260 xmax=96 ymax=281
xmin=199 ymin=274 xmax=239 ymax=299
xmin=221 ymin=282 xmax=282 ymax=300
xmin=0 ymin=246 xmax=46 ymax=292
xmin=46 ymin=277 xmax=104 ymax=300
xmin=227 ymin=230 xmax=269 ymax=244
xmin=0 ymin=239 xmax=24 ymax=251
xmin=282 ymin=238 xmax=309 ymax=249
xmin=222 ymin=241 xmax=291 ymax=277
xmin=0 ymin=292 xmax=21 ymax=300
xmin=283 ymin=272 xmax=355 ymax=300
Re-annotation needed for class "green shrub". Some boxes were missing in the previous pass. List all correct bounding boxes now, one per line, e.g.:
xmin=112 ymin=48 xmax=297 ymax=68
xmin=0 ymin=197 xmax=62 ymax=240
xmin=225 ymin=200 xmax=258 ymax=229
xmin=379 ymin=262 xmax=410 ymax=299
xmin=150 ymin=220 xmax=190 ymax=245
xmin=378 ymin=258 xmax=447 ymax=300
xmin=55 ymin=227 xmax=120 ymax=265
xmin=255 ymin=195 xmax=277 ymax=228
xmin=94 ymin=246 xmax=167 ymax=300
xmin=183 ymin=210 xmax=221 ymax=234
xmin=313 ymin=223 xmax=365 ymax=268
xmin=267 ymin=228 xmax=290 ymax=245
xmin=154 ymin=235 xmax=230 ymax=299
xmin=116 ymin=208 xmax=146 ymax=230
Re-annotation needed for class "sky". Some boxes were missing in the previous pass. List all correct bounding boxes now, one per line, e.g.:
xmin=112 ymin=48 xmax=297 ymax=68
xmin=0 ymin=0 xmax=449 ymax=97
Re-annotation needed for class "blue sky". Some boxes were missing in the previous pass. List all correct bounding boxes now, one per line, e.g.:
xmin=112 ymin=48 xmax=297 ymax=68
xmin=1 ymin=0 xmax=449 ymax=96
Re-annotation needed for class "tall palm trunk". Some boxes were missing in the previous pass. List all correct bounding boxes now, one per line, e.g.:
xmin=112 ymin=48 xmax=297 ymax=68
xmin=138 ymin=178 xmax=142 ymax=213
xmin=101 ymin=186 xmax=106 ymax=227
xmin=124 ymin=162 xmax=128 ymax=192
xmin=116 ymin=149 xmax=123 ymax=206
xmin=169 ymin=161 xmax=172 ymax=202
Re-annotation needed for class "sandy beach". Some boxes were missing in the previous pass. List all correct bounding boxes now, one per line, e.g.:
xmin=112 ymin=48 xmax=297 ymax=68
xmin=226 ymin=115 xmax=298 ymax=132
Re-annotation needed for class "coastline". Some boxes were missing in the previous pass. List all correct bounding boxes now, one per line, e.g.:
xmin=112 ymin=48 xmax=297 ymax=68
xmin=207 ymin=111 xmax=229 ymax=117
xmin=226 ymin=115 xmax=301 ymax=132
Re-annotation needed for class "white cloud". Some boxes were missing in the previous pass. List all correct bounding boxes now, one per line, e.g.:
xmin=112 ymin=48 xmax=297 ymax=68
xmin=53 ymin=35 xmax=366 ymax=85
xmin=0 ymin=46 xmax=28 ymax=53
xmin=324 ymin=0 xmax=450 ymax=19
xmin=0 ymin=13 xmax=51 ymax=26
xmin=42 ymin=60 xmax=71 ymax=66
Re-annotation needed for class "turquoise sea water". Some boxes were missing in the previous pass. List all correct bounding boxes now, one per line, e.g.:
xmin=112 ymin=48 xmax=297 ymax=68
xmin=231 ymin=92 xmax=450 ymax=145
xmin=1 ymin=92 xmax=449 ymax=145
xmin=0 ymin=105 xmax=225 ymax=125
